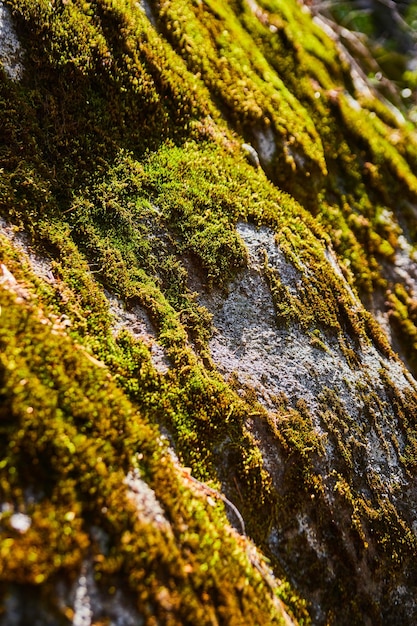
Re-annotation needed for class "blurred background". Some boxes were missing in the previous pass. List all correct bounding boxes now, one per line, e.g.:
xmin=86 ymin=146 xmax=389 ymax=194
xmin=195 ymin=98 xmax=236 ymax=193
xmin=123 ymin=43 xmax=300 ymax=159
xmin=309 ymin=0 xmax=417 ymax=118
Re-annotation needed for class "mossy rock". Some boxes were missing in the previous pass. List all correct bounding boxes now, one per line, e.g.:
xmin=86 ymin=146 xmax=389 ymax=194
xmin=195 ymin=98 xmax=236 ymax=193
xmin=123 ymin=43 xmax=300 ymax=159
xmin=2 ymin=0 xmax=417 ymax=624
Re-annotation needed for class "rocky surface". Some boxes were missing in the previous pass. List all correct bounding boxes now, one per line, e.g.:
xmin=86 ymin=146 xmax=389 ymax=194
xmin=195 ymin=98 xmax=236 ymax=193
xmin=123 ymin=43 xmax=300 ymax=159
xmin=2 ymin=0 xmax=417 ymax=624
xmin=200 ymin=220 xmax=417 ymax=622
xmin=0 ymin=1 xmax=23 ymax=81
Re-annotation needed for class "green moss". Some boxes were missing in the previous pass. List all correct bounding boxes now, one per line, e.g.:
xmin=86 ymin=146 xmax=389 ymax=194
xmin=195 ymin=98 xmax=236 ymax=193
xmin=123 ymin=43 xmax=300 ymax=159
xmin=3 ymin=0 xmax=417 ymax=622
xmin=0 ymin=252 xmax=293 ymax=624
xmin=268 ymin=398 xmax=325 ymax=461
xmin=386 ymin=283 xmax=417 ymax=376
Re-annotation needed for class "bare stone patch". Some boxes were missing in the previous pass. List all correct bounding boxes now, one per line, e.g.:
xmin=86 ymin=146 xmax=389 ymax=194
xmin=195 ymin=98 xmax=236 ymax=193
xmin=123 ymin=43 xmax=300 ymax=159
xmin=106 ymin=292 xmax=170 ymax=374
xmin=124 ymin=468 xmax=171 ymax=531
xmin=0 ymin=219 xmax=56 ymax=284
xmin=0 ymin=1 xmax=24 ymax=81
xmin=205 ymin=222 xmax=364 ymax=416
xmin=253 ymin=125 xmax=276 ymax=165
xmin=136 ymin=0 xmax=156 ymax=27
xmin=69 ymin=561 xmax=144 ymax=626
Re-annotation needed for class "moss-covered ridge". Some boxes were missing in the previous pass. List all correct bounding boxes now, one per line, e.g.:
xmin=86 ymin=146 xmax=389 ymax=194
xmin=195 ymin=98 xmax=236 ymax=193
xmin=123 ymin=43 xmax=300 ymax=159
xmin=0 ymin=234 xmax=298 ymax=624
xmin=2 ymin=0 xmax=417 ymax=623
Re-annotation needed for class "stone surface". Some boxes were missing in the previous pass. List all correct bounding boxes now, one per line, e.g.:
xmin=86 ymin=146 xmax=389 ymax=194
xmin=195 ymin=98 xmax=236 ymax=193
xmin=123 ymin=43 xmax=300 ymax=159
xmin=0 ymin=1 xmax=23 ymax=80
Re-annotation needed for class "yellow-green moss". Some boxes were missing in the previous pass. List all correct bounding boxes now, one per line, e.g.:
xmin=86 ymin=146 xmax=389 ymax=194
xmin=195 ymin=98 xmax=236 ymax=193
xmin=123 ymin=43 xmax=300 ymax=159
xmin=0 ymin=246 xmax=294 ymax=624
xmin=2 ymin=0 xmax=417 ymax=622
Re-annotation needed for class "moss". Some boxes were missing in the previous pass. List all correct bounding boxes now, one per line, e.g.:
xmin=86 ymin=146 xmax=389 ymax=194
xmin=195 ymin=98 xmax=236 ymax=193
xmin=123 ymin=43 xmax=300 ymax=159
xmin=268 ymin=399 xmax=325 ymax=461
xmin=3 ymin=0 xmax=417 ymax=622
xmin=386 ymin=283 xmax=417 ymax=376
xmin=0 ymin=251 xmax=292 ymax=624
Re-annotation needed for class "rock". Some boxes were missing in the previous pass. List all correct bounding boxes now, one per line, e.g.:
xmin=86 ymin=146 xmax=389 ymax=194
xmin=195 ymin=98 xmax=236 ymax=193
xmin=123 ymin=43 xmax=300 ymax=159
xmin=242 ymin=143 xmax=261 ymax=168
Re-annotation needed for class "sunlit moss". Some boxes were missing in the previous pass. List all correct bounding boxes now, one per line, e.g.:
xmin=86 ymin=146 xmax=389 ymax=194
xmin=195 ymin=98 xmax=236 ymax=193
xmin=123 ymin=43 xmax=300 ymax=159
xmin=2 ymin=0 xmax=417 ymax=623
xmin=0 ymin=247 xmax=291 ymax=624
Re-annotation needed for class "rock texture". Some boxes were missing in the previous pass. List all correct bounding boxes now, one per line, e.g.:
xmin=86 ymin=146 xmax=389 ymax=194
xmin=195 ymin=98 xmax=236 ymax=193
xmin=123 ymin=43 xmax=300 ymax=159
xmin=2 ymin=0 xmax=417 ymax=625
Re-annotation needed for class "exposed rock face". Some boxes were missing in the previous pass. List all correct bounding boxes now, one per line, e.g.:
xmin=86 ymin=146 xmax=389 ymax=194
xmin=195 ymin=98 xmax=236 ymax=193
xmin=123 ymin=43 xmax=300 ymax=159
xmin=201 ymin=220 xmax=417 ymax=623
xmin=2 ymin=0 xmax=417 ymax=625
xmin=0 ymin=1 xmax=23 ymax=81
